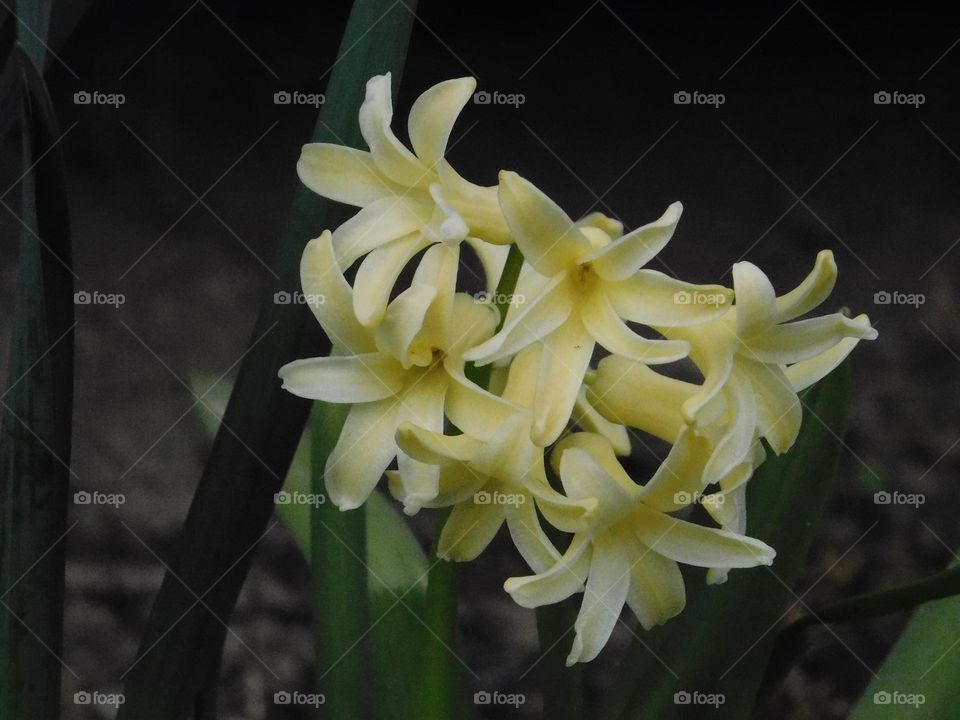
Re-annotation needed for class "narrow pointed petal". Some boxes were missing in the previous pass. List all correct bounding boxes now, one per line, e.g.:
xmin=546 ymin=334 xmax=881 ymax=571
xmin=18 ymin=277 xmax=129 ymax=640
xmin=607 ymin=271 xmax=733 ymax=327
xmin=359 ymin=73 xmax=429 ymax=187
xmin=775 ymin=249 xmax=837 ymax=322
xmin=572 ymin=387 xmax=631 ymax=456
xmin=741 ymin=313 xmax=877 ymax=365
xmin=374 ymin=283 xmax=437 ymax=367
xmin=631 ymin=504 xmax=775 ymax=568
xmin=297 ymin=143 xmax=401 ymax=206
xmin=588 ymin=355 xmax=695 ymax=443
xmin=299 ymin=231 xmax=372 ymax=353
xmin=395 ymin=373 xmax=447 ymax=512
xmin=498 ymin=170 xmax=592 ymax=276
xmin=504 ymin=535 xmax=592 ymax=608
xmin=553 ymin=433 xmax=638 ymax=500
xmin=505 ymin=500 xmax=562 ymax=574
xmin=353 ymin=233 xmax=431 ymax=327
xmin=326 ymin=399 xmax=401 ymax=509
xmin=407 ymin=77 xmax=476 ymax=168
xmin=395 ymin=421 xmax=483 ymax=465
xmin=626 ymin=541 xmax=686 ymax=630
xmin=682 ymin=344 xmax=735 ymax=425
xmin=581 ymin=290 xmax=690 ymax=364
xmin=278 ymin=353 xmax=406 ymax=402
xmin=702 ymin=373 xmax=758 ymax=485
xmin=636 ymin=428 xmax=712 ymax=512
xmin=443 ymin=362 xmax=524 ymax=439
xmin=331 ymin=196 xmax=428 ymax=267
xmin=732 ymin=261 xmax=778 ymax=336
xmin=745 ymin=360 xmax=802 ymax=454
xmin=464 ymin=273 xmax=573 ymax=365
xmin=580 ymin=201 xmax=682 ymax=281
xmin=567 ymin=538 xmax=631 ymax=665
xmin=438 ymin=500 xmax=504 ymax=562
xmin=443 ymin=166 xmax=512 ymax=244
xmin=466 ymin=237 xmax=510 ymax=292
xmin=532 ymin=317 xmax=594 ymax=446
xmin=784 ymin=315 xmax=870 ymax=390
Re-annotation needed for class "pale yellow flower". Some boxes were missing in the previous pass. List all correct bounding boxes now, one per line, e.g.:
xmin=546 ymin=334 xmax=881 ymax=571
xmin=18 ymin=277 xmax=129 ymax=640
xmin=465 ymin=171 xmax=732 ymax=446
xmin=504 ymin=433 xmax=775 ymax=665
xmin=278 ymin=232 xmax=514 ymax=510
xmin=395 ymin=345 xmax=596 ymax=570
xmin=297 ymin=73 xmax=509 ymax=327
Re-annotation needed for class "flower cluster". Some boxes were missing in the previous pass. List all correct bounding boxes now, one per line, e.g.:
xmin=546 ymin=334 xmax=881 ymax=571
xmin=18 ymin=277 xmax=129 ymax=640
xmin=279 ymin=74 xmax=877 ymax=665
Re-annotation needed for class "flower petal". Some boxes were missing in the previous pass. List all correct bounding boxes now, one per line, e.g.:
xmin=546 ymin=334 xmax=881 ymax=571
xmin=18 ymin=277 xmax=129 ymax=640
xmin=395 ymin=421 xmax=483 ymax=465
xmin=331 ymin=196 xmax=428 ymax=268
xmin=745 ymin=360 xmax=802 ymax=454
xmin=553 ymin=433 xmax=638 ymax=500
xmin=359 ymin=73 xmax=429 ymax=186
xmin=395 ymin=372 xmax=447 ymax=513
xmin=299 ymin=231 xmax=373 ymax=353
xmin=784 ymin=315 xmax=870 ymax=391
xmin=326 ymin=398 xmax=401 ymax=509
xmin=572 ymin=387 xmax=631 ymax=456
xmin=631 ymin=504 xmax=775 ymax=568
xmin=626 ymin=541 xmax=686 ymax=630
xmin=463 ymin=273 xmax=573 ymax=365
xmin=504 ymin=535 xmax=592 ymax=608
xmin=466 ymin=236 xmax=510 ymax=292
xmin=588 ymin=355 xmax=695 ymax=443
xmin=438 ymin=500 xmax=504 ymax=562
xmin=741 ymin=313 xmax=877 ymax=365
xmin=532 ymin=317 xmax=595 ymax=446
xmin=702 ymin=372 xmax=758 ymax=485
xmin=353 ymin=233 xmax=431 ymax=327
xmin=567 ymin=537 xmax=631 ymax=665
xmin=581 ymin=290 xmax=690 ymax=364
xmin=580 ymin=201 xmax=682 ymax=281
xmin=443 ymin=361 xmax=524 ymax=439
xmin=407 ymin=77 xmax=476 ymax=168
xmin=505 ymin=499 xmax=562 ymax=574
xmin=297 ymin=144 xmax=400 ymax=207
xmin=636 ymin=428 xmax=713 ymax=512
xmin=278 ymin=352 xmax=406 ymax=402
xmin=497 ymin=171 xmax=592 ymax=276
xmin=732 ymin=261 xmax=778 ymax=336
xmin=775 ymin=249 xmax=837 ymax=323
xmin=374 ymin=283 xmax=437 ymax=367
xmin=608 ymin=271 xmax=733 ymax=327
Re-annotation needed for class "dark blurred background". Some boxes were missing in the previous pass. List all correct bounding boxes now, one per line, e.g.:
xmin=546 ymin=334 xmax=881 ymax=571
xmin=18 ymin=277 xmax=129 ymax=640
xmin=1 ymin=1 xmax=958 ymax=717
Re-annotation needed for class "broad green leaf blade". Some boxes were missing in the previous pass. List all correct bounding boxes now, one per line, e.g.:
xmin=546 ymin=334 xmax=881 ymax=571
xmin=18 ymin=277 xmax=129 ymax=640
xmin=0 ymin=44 xmax=74 ymax=720
xmin=849 ymin=559 xmax=960 ymax=720
xmin=116 ymin=1 xmax=419 ymax=716
xmin=190 ymin=374 xmax=428 ymax=581
xmin=604 ymin=364 xmax=850 ymax=720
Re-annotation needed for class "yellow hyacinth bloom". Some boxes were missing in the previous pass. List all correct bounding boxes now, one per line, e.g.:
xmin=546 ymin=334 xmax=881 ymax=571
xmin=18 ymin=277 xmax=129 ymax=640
xmin=504 ymin=433 xmax=775 ymax=665
xmin=278 ymin=232 xmax=515 ymax=511
xmin=297 ymin=73 xmax=509 ymax=326
xmin=466 ymin=171 xmax=732 ymax=446
xmin=395 ymin=345 xmax=596 ymax=570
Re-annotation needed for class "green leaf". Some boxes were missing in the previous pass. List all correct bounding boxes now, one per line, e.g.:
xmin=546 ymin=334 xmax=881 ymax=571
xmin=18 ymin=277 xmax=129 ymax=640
xmin=0 ymin=43 xmax=74 ymax=720
xmin=603 ymin=363 xmax=850 ymax=720
xmin=849 ymin=558 xmax=960 ymax=720
xmin=116 ymin=1 xmax=419 ymax=716
xmin=190 ymin=374 xmax=427 ymax=585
